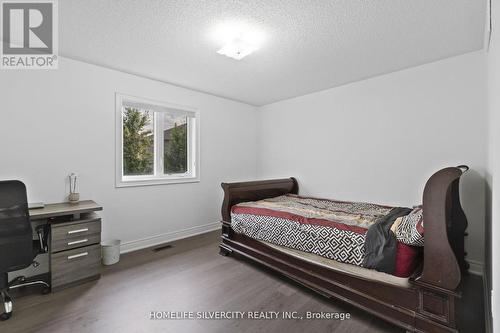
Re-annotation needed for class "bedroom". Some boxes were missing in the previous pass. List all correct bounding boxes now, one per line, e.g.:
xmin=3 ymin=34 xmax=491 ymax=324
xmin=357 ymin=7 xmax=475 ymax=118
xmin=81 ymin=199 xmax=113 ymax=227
xmin=0 ymin=1 xmax=497 ymax=332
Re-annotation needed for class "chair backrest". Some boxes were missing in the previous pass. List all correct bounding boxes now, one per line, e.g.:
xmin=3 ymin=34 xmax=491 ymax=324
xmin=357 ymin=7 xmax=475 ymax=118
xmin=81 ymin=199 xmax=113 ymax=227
xmin=0 ymin=180 xmax=34 ymax=273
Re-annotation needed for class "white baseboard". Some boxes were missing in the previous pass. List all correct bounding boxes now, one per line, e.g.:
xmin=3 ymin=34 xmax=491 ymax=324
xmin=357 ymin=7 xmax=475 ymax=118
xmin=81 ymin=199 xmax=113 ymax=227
xmin=120 ymin=221 xmax=220 ymax=254
xmin=467 ymin=259 xmax=484 ymax=276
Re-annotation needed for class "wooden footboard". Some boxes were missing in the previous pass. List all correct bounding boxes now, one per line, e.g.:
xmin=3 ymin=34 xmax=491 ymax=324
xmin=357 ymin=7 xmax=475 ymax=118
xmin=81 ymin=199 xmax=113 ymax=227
xmin=219 ymin=166 xmax=468 ymax=333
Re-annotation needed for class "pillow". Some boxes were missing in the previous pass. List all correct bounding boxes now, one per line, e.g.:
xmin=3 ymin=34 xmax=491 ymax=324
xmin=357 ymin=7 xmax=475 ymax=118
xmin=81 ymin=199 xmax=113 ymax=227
xmin=395 ymin=207 xmax=424 ymax=246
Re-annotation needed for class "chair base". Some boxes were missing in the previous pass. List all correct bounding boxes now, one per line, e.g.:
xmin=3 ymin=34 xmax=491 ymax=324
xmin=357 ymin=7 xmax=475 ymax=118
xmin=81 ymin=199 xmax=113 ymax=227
xmin=0 ymin=290 xmax=12 ymax=321
xmin=0 ymin=312 xmax=12 ymax=321
xmin=0 ymin=274 xmax=50 ymax=321
xmin=9 ymin=277 xmax=50 ymax=291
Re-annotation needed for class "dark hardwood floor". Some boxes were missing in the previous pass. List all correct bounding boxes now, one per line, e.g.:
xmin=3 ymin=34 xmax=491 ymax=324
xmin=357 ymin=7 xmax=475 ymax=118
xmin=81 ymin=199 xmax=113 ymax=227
xmin=0 ymin=231 xmax=484 ymax=333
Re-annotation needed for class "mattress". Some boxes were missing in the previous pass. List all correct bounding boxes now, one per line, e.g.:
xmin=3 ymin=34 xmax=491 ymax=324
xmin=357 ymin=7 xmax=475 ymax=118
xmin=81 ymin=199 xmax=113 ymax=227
xmin=231 ymin=194 xmax=420 ymax=277
xmin=260 ymin=241 xmax=411 ymax=288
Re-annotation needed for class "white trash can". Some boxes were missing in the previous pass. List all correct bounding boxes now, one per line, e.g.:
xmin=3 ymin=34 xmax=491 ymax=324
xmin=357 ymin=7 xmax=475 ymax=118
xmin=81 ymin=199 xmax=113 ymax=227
xmin=102 ymin=239 xmax=121 ymax=265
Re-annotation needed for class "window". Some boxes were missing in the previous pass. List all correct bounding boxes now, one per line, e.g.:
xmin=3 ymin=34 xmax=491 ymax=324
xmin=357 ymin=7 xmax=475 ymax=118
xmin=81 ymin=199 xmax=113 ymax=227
xmin=115 ymin=94 xmax=200 ymax=187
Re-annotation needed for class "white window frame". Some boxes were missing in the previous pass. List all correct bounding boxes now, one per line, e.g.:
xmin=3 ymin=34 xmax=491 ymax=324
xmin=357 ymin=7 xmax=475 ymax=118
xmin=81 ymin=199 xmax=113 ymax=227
xmin=115 ymin=93 xmax=200 ymax=187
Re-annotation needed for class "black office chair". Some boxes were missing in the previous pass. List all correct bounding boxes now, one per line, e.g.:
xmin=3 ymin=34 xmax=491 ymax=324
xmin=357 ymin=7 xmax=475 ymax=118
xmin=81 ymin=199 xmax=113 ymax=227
xmin=0 ymin=180 xmax=50 ymax=321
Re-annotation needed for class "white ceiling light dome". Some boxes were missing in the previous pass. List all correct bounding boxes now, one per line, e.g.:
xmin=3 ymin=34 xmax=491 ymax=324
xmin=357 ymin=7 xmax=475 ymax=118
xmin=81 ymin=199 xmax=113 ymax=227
xmin=212 ymin=20 xmax=266 ymax=60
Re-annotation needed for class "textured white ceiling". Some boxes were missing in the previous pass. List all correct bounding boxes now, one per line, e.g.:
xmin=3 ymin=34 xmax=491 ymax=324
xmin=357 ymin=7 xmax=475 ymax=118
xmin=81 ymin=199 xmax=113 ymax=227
xmin=60 ymin=1 xmax=486 ymax=106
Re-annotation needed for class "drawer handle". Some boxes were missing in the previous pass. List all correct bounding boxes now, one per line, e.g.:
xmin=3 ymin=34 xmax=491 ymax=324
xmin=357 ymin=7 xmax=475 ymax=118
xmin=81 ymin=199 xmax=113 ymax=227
xmin=68 ymin=228 xmax=89 ymax=234
xmin=68 ymin=252 xmax=88 ymax=260
xmin=67 ymin=239 xmax=88 ymax=246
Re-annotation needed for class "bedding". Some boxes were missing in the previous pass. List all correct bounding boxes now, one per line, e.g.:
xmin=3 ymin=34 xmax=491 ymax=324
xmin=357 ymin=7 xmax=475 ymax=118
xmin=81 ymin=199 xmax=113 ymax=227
xmin=261 ymin=241 xmax=412 ymax=287
xmin=394 ymin=242 xmax=422 ymax=277
xmin=393 ymin=207 xmax=424 ymax=246
xmin=231 ymin=194 xmax=419 ymax=276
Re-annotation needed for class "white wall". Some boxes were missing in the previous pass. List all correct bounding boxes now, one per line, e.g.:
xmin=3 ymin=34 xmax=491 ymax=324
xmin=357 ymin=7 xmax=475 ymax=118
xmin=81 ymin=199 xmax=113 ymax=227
xmin=258 ymin=51 xmax=488 ymax=272
xmin=0 ymin=47 xmax=490 ymax=286
xmin=0 ymin=57 xmax=258 ymax=252
xmin=488 ymin=0 xmax=500 ymax=330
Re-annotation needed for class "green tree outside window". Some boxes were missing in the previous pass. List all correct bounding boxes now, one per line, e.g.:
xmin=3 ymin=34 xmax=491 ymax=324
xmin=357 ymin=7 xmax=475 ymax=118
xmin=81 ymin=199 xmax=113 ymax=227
xmin=164 ymin=122 xmax=188 ymax=174
xmin=122 ymin=107 xmax=154 ymax=175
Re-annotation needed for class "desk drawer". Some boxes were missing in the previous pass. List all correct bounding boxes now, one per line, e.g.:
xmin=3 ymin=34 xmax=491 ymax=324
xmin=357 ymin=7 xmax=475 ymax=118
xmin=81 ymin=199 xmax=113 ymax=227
xmin=52 ymin=233 xmax=101 ymax=252
xmin=51 ymin=244 xmax=101 ymax=289
xmin=51 ymin=219 xmax=101 ymax=242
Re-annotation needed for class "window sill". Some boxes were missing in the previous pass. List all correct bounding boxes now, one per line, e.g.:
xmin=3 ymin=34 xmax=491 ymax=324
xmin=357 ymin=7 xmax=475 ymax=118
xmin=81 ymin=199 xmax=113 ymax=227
xmin=116 ymin=176 xmax=200 ymax=188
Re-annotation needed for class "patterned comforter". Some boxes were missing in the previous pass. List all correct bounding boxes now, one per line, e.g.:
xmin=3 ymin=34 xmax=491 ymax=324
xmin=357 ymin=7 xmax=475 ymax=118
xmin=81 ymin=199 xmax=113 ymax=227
xmin=231 ymin=194 xmax=411 ymax=274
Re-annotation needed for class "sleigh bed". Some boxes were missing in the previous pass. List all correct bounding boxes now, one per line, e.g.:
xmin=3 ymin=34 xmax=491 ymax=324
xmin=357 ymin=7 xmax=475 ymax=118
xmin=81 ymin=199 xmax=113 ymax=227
xmin=219 ymin=166 xmax=469 ymax=333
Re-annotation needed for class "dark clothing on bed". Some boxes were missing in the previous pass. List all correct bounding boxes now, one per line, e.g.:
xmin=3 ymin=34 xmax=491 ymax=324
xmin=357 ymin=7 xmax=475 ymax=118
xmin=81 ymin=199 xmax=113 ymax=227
xmin=362 ymin=207 xmax=412 ymax=274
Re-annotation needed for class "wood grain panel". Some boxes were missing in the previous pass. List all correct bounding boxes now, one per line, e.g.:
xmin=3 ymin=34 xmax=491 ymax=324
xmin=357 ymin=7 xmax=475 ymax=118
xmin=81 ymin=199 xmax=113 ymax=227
xmin=51 ymin=244 xmax=101 ymax=290
xmin=29 ymin=200 xmax=102 ymax=220
xmin=51 ymin=219 xmax=101 ymax=243
xmin=51 ymin=233 xmax=101 ymax=253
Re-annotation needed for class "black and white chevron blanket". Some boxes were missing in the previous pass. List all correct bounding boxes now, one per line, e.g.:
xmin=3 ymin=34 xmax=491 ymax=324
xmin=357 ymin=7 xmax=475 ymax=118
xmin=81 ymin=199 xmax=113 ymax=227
xmin=231 ymin=194 xmax=411 ymax=274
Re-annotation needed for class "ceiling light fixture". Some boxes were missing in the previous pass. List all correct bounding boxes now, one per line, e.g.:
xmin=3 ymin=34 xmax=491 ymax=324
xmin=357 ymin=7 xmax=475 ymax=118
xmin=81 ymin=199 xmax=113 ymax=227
xmin=217 ymin=38 xmax=257 ymax=60
xmin=212 ymin=21 xmax=265 ymax=60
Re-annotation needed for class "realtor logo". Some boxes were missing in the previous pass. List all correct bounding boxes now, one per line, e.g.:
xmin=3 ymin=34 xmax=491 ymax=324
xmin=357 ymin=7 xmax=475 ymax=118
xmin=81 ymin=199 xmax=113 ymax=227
xmin=1 ymin=0 xmax=58 ymax=69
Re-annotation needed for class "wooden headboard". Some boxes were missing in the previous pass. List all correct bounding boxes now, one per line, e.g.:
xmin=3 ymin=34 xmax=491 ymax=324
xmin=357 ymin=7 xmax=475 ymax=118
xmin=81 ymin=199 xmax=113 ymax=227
xmin=220 ymin=177 xmax=298 ymax=222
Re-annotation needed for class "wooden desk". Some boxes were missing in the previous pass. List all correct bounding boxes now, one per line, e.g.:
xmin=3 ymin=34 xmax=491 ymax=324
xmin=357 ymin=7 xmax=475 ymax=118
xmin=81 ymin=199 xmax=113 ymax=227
xmin=29 ymin=201 xmax=103 ymax=291
xmin=29 ymin=200 xmax=103 ymax=220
